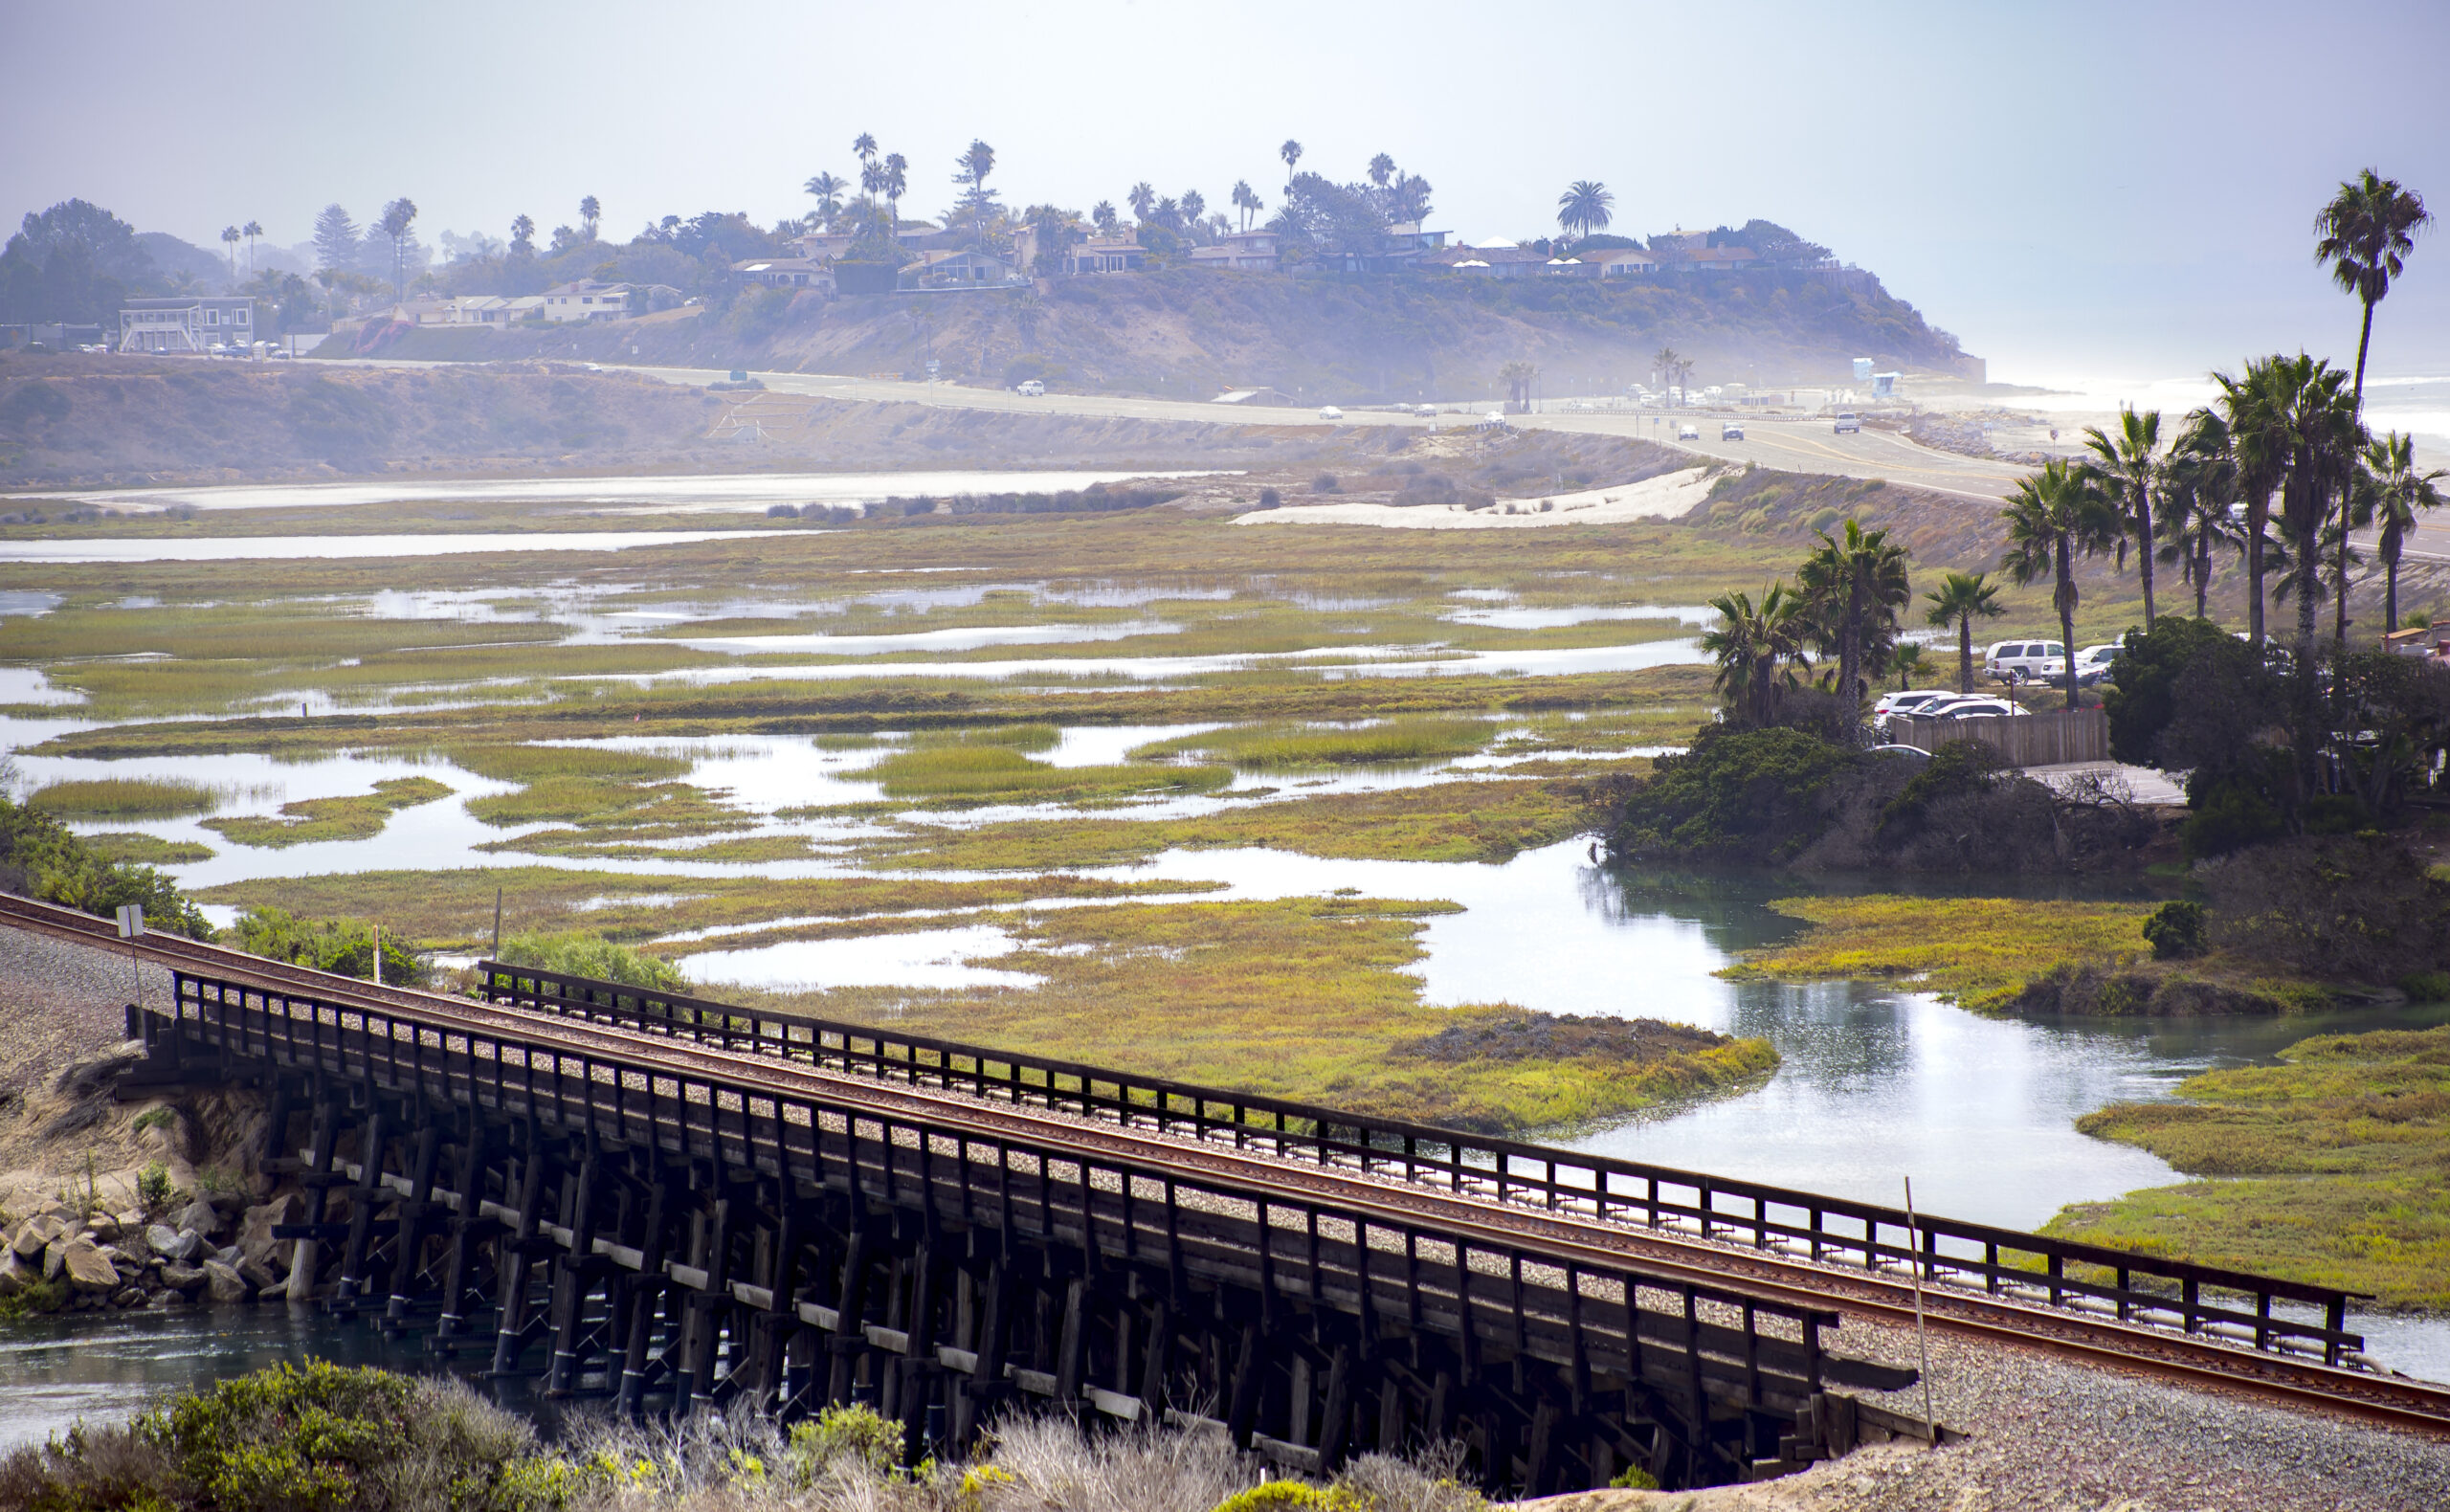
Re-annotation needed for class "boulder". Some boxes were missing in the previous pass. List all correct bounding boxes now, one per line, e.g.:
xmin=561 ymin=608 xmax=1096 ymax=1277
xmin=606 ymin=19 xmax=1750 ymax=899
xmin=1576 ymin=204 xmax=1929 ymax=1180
xmin=234 ymin=1195 xmax=301 ymax=1272
xmin=86 ymin=1216 xmax=121 ymax=1243
xmin=201 ymin=1259 xmax=248 ymax=1304
xmin=159 ymin=1262 xmax=207 ymax=1292
xmin=110 ymin=1286 xmax=145 ymax=1309
xmin=172 ymin=1200 xmax=223 ymax=1238
xmin=13 ymin=1216 xmax=64 ymax=1257
xmin=212 ymin=1245 xmax=242 ymax=1271
xmin=145 ymin=1224 xmax=183 ymax=1257
xmin=0 ymin=1249 xmax=26 ymax=1297
xmin=235 ymin=1256 xmax=278 ymax=1292
xmin=59 ymin=1237 xmax=121 ymax=1293
xmin=42 ymin=1240 xmax=65 ymax=1280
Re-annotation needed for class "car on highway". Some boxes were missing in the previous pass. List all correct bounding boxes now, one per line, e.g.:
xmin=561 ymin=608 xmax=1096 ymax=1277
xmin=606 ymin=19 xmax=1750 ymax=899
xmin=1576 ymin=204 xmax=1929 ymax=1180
xmin=1677 ymin=424 xmax=1701 ymax=440
xmin=1414 ymin=405 xmax=1437 ymax=418
xmin=1014 ymin=380 xmax=1045 ymax=396
xmin=1319 ymin=406 xmax=1344 ymax=420
xmin=1985 ymin=639 xmax=2066 ymax=681
xmin=1721 ymin=422 xmax=1745 ymax=440
xmin=1833 ymin=412 xmax=1862 ymax=434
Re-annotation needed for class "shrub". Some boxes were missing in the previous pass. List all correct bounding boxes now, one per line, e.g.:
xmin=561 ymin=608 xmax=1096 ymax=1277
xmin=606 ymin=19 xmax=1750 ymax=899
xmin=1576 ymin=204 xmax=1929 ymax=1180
xmin=2398 ymin=969 xmax=2450 ymax=1001
xmin=2179 ymin=754 xmax=2293 ymax=860
xmin=1600 ymin=724 xmax=1859 ymax=864
xmin=1311 ymin=473 xmax=1340 ymax=494
xmin=2200 ymin=834 xmax=2450 ymax=984
xmin=137 ymin=1162 xmax=173 ymax=1211
xmin=227 ymin=906 xmax=430 ymax=987
xmin=2103 ymin=616 xmax=2253 ymax=767
xmin=494 ymin=930 xmax=687 ymax=992
xmin=0 ymin=794 xmax=212 ymax=938
xmin=785 ymin=1403 xmax=902 ymax=1480
xmin=1257 ymin=487 xmax=1281 ymax=509
xmin=2142 ymin=901 xmax=2207 ymax=960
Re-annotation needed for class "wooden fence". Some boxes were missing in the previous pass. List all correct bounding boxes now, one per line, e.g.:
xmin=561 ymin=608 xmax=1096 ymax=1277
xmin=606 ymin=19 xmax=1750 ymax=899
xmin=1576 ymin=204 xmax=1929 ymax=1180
xmin=1891 ymin=705 xmax=2107 ymax=766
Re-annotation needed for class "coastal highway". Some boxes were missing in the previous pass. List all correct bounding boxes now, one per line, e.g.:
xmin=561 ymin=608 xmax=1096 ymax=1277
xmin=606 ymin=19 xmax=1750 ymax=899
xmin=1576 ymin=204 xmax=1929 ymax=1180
xmin=475 ymin=358 xmax=2038 ymax=503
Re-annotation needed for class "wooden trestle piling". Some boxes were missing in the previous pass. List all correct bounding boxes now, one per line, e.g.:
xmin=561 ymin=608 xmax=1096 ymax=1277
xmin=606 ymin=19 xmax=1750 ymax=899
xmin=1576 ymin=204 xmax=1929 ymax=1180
xmin=130 ymin=964 xmax=1925 ymax=1493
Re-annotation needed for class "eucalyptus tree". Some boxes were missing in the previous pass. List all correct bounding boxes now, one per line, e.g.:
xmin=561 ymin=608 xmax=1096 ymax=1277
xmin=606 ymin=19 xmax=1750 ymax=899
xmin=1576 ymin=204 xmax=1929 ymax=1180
xmin=2001 ymin=459 xmax=2118 ymax=703
xmin=2081 ymin=408 xmax=2165 ymax=623
xmin=1924 ymin=570 xmax=2004 ymax=693
xmin=1702 ymin=584 xmax=1812 ymax=726
xmin=2364 ymin=432 xmax=2447 ymax=632
xmin=2161 ymin=409 xmax=2245 ymax=618
xmin=2314 ymin=168 xmax=2432 ymax=406
xmin=1556 ymin=181 xmax=1614 ymax=245
xmin=1797 ymin=519 xmax=1912 ymax=708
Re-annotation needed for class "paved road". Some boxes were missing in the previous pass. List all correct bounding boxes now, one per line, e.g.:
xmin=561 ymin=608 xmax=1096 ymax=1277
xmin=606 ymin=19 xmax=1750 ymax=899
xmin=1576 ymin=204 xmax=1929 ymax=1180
xmin=325 ymin=356 xmax=2037 ymax=501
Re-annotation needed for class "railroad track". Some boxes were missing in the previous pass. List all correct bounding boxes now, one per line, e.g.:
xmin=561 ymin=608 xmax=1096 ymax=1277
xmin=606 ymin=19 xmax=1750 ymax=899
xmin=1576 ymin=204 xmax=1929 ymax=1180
xmin=11 ymin=896 xmax=2450 ymax=1439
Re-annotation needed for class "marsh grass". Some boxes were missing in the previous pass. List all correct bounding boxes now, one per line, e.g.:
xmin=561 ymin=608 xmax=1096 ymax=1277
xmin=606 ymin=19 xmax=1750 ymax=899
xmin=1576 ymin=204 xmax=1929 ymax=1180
xmin=1129 ymin=717 xmax=1491 ymax=769
xmin=28 ymin=776 xmax=228 ymax=818
xmin=910 ymin=722 xmax=1060 ymax=751
xmin=447 ymin=744 xmax=694 ymax=782
xmin=866 ymin=745 xmax=1231 ymax=803
xmin=1721 ymin=895 xmax=2157 ymax=1008
xmin=465 ymin=776 xmax=739 ymax=832
xmin=84 ymin=832 xmax=213 ymax=864
xmin=2045 ymin=1023 xmax=2450 ymax=1308
xmin=204 ymin=775 xmax=453 ymax=849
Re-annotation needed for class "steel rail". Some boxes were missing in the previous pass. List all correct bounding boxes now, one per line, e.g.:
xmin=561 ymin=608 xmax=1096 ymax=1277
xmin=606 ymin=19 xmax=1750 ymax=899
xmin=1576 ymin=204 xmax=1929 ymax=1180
xmin=11 ymin=896 xmax=2450 ymax=1436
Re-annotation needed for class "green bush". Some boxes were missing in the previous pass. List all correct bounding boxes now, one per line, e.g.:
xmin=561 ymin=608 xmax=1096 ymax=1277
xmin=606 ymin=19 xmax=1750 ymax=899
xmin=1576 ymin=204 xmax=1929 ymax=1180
xmin=494 ymin=930 xmax=687 ymax=992
xmin=2398 ymin=969 xmax=2450 ymax=1002
xmin=1600 ymin=723 xmax=1859 ymax=864
xmin=0 ymin=794 xmax=212 ymax=938
xmin=2142 ymin=901 xmax=2207 ymax=960
xmin=2179 ymin=762 xmax=2292 ymax=860
xmin=1609 ymin=1463 xmax=1662 ymax=1489
xmin=227 ymin=907 xmax=430 ymax=987
xmin=784 ymin=1402 xmax=902 ymax=1481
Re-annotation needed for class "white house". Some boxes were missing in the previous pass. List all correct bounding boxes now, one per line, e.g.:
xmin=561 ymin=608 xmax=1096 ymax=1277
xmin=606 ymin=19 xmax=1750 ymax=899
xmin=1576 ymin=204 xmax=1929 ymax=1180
xmin=540 ymin=281 xmax=641 ymax=322
xmin=1064 ymin=237 xmax=1145 ymax=275
xmin=733 ymin=257 xmax=836 ymax=293
xmin=117 ymin=296 xmax=256 ymax=353
xmin=1189 ymin=230 xmax=1280 ymax=272
xmin=1590 ymin=249 xmax=1661 ymax=278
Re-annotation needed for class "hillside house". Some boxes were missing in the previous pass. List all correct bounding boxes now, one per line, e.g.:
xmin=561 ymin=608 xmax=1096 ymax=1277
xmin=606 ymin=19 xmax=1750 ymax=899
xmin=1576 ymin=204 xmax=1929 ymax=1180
xmin=1590 ymin=248 xmax=1661 ymax=278
xmin=1434 ymin=243 xmax=1543 ymax=279
xmin=898 ymin=250 xmax=1019 ymax=290
xmin=733 ymin=256 xmax=836 ymax=293
xmin=539 ymin=280 xmax=679 ymax=322
xmin=1660 ymin=245 xmax=1760 ymax=274
xmin=1189 ymin=230 xmax=1281 ymax=272
xmin=117 ymin=296 xmax=255 ymax=352
xmin=1065 ymin=238 xmax=1145 ymax=275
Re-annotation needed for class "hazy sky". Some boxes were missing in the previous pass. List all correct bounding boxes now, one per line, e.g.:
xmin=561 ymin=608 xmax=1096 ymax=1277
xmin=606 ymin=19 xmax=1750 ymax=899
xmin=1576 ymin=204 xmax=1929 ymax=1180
xmin=7 ymin=0 xmax=2445 ymax=385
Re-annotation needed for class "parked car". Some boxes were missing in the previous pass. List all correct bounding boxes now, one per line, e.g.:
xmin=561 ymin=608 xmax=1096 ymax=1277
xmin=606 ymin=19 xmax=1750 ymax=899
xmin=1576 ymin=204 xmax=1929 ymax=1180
xmin=1677 ymin=424 xmax=1701 ymax=440
xmin=1873 ymin=689 xmax=1958 ymax=721
xmin=1920 ymin=695 xmax=2020 ymax=720
xmin=1015 ymin=380 xmax=1045 ymax=396
xmin=1867 ymin=744 xmax=1934 ymax=763
xmin=1414 ymin=405 xmax=1437 ymax=418
xmin=1985 ymin=639 xmax=2066 ymax=681
xmin=1319 ymin=406 xmax=1344 ymax=420
xmin=1833 ymin=412 xmax=1861 ymax=434
xmin=2071 ymin=643 xmax=2122 ymax=685
xmin=1721 ymin=422 xmax=1745 ymax=440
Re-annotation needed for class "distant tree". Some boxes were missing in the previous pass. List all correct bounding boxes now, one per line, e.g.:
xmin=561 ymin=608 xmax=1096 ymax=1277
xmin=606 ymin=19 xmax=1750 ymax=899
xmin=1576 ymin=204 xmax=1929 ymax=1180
xmin=1499 ymin=359 xmax=1538 ymax=412
xmin=509 ymin=214 xmax=535 ymax=258
xmin=220 ymin=225 xmax=241 ymax=278
xmin=377 ymin=197 xmax=417 ymax=298
xmin=1091 ymin=201 xmax=1119 ymax=235
xmin=579 ymin=195 xmax=601 ymax=241
xmin=1702 ymin=583 xmax=1813 ymax=726
xmin=1367 ymin=153 xmax=1395 ymax=188
xmin=242 ymin=219 xmax=262 ymax=275
xmin=2080 ymin=408 xmax=2166 ymax=623
xmin=881 ymin=153 xmax=908 ymax=228
xmin=1889 ymin=642 xmax=1927 ymax=691
xmin=2001 ymin=458 xmax=2119 ymax=702
xmin=952 ymin=139 xmax=998 ymax=250
xmin=1231 ymin=181 xmax=1261 ymax=233
xmin=1127 ymin=182 xmax=1156 ymax=223
xmin=2214 ymin=357 xmax=2294 ymax=647
xmin=2363 ymin=431 xmax=2446 ymax=633
xmin=804 ymin=171 xmax=847 ymax=231
xmin=1924 ymin=570 xmax=2005 ymax=693
xmin=1279 ymin=139 xmax=1303 ymax=192
xmin=1180 ymin=189 xmax=1207 ymax=234
xmin=853 ymin=131 xmax=878 ymax=167
xmin=2313 ymin=168 xmax=2432 ymax=407
xmin=312 ymin=203 xmax=359 ymax=275
xmin=1387 ymin=172 xmax=1434 ymax=227
xmin=1011 ymin=288 xmax=1043 ymax=346
xmin=2160 ymin=408 xmax=2245 ymax=618
xmin=1556 ymin=180 xmax=1614 ymax=245
xmin=0 ymin=199 xmax=159 ymax=322
xmin=1798 ymin=519 xmax=1913 ymax=707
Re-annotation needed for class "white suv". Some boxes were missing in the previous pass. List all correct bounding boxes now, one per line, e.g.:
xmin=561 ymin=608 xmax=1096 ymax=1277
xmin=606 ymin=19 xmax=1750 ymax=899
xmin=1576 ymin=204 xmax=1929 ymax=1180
xmin=1985 ymin=639 xmax=2065 ymax=681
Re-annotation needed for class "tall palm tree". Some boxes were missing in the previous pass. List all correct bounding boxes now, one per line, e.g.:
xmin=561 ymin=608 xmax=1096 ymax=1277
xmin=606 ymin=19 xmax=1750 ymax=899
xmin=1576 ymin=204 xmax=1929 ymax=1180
xmin=1701 ymin=584 xmax=1812 ymax=727
xmin=881 ymin=154 xmax=908 ymax=230
xmin=2081 ymin=408 xmax=2165 ymax=624
xmin=1180 ymin=189 xmax=1206 ymax=232
xmin=242 ymin=219 xmax=262 ymax=275
xmin=2240 ymin=354 xmax=2365 ymax=658
xmin=2161 ymin=409 xmax=2244 ymax=618
xmin=853 ymin=132 xmax=878 ymax=168
xmin=1924 ymin=570 xmax=2005 ymax=693
xmin=509 ymin=214 xmax=535 ymax=257
xmin=1279 ymin=139 xmax=1303 ymax=193
xmin=1653 ymin=345 xmax=1682 ymax=401
xmin=377 ymin=198 xmax=416 ymax=299
xmin=578 ymin=196 xmax=600 ymax=242
xmin=1231 ymin=181 xmax=1260 ymax=233
xmin=1127 ymin=182 xmax=1156 ymax=224
xmin=1367 ymin=153 xmax=1395 ymax=188
xmin=2001 ymin=459 xmax=2117 ymax=703
xmin=2215 ymin=357 xmax=2294 ymax=648
xmin=220 ymin=226 xmax=240 ymax=278
xmin=1797 ymin=519 xmax=1913 ymax=708
xmin=2363 ymin=431 xmax=2447 ymax=633
xmin=1556 ymin=181 xmax=1614 ymax=246
xmin=955 ymin=139 xmax=996 ymax=248
xmin=803 ymin=171 xmax=847 ymax=230
xmin=2313 ymin=168 xmax=2432 ymax=406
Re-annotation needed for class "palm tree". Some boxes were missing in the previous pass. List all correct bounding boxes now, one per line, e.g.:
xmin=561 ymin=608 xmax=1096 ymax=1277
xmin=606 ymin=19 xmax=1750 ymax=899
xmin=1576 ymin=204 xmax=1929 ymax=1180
xmin=2313 ymin=168 xmax=2432 ymax=407
xmin=2161 ymin=409 xmax=2244 ymax=618
xmin=377 ymin=197 xmax=417 ymax=299
xmin=242 ymin=220 xmax=262 ymax=276
xmin=1499 ymin=360 xmax=1539 ymax=413
xmin=1797 ymin=519 xmax=1913 ymax=708
xmin=1890 ymin=643 xmax=1927 ymax=691
xmin=803 ymin=171 xmax=847 ymax=230
xmin=853 ymin=132 xmax=877 ymax=168
xmin=1279 ymin=139 xmax=1303 ymax=192
xmin=2081 ymin=408 xmax=2165 ymax=624
xmin=220 ymin=225 xmax=240 ymax=278
xmin=1702 ymin=584 xmax=1812 ymax=727
xmin=881 ymin=154 xmax=908 ymax=229
xmin=1556 ymin=181 xmax=1614 ymax=246
xmin=2363 ymin=431 xmax=2447 ymax=633
xmin=1367 ymin=153 xmax=1395 ymax=189
xmin=579 ymin=196 xmax=600 ymax=242
xmin=1232 ymin=181 xmax=1261 ymax=233
xmin=1924 ymin=570 xmax=2005 ymax=693
xmin=1127 ymin=182 xmax=1156 ymax=224
xmin=955 ymin=139 xmax=996 ymax=248
xmin=2215 ymin=357 xmax=2293 ymax=648
xmin=2244 ymin=355 xmax=2365 ymax=658
xmin=1180 ymin=189 xmax=1206 ymax=232
xmin=509 ymin=214 xmax=535 ymax=257
xmin=1092 ymin=201 xmax=1119 ymax=235
xmin=2001 ymin=459 xmax=2118 ymax=703
xmin=1653 ymin=345 xmax=1682 ymax=401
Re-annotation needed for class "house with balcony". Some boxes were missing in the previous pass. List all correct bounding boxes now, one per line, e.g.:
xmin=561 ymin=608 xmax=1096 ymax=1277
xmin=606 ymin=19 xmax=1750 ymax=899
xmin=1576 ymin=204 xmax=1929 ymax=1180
xmin=897 ymin=250 xmax=1020 ymax=290
xmin=1189 ymin=230 xmax=1281 ymax=272
xmin=1065 ymin=237 xmax=1145 ymax=275
xmin=117 ymin=296 xmax=256 ymax=352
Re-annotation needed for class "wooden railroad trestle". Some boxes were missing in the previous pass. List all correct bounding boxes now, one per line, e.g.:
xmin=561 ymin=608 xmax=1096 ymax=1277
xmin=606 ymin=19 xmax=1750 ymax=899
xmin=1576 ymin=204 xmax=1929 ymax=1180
xmin=136 ymin=966 xmax=1918 ymax=1494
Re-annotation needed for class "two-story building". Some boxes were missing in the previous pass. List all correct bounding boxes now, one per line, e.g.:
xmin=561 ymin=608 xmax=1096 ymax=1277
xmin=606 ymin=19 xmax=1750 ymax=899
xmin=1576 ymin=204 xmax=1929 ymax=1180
xmin=117 ymin=296 xmax=256 ymax=353
xmin=1064 ymin=237 xmax=1146 ymax=276
xmin=1188 ymin=230 xmax=1281 ymax=272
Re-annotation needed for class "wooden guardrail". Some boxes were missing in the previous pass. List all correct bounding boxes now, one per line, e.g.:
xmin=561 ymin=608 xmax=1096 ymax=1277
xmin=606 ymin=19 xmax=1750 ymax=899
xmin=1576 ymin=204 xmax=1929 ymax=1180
xmin=1893 ymin=705 xmax=2107 ymax=766
xmin=478 ymin=960 xmax=2367 ymax=1365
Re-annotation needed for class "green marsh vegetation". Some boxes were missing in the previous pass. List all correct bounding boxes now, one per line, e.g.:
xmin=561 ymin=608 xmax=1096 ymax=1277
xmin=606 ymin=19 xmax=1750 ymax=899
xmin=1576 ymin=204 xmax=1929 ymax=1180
xmin=204 ymin=774 xmax=453 ymax=848
xmin=1128 ymin=717 xmax=1491 ymax=768
xmin=0 ymin=792 xmax=212 ymax=936
xmin=27 ymin=775 xmax=227 ymax=818
xmin=230 ymin=905 xmax=430 ymax=985
xmin=84 ymin=831 xmax=213 ymax=864
xmin=494 ymin=929 xmax=687 ymax=990
xmin=864 ymin=744 xmax=1232 ymax=804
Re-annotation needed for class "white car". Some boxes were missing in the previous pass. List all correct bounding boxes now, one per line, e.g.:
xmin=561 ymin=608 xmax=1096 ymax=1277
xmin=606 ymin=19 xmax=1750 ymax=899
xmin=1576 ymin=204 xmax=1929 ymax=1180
xmin=1677 ymin=424 xmax=1701 ymax=440
xmin=1015 ymin=380 xmax=1045 ymax=396
xmin=2072 ymin=644 xmax=2122 ymax=685
xmin=1319 ymin=406 xmax=1344 ymax=420
xmin=1414 ymin=405 xmax=1437 ymax=418
xmin=1920 ymin=696 xmax=2019 ymax=720
xmin=1985 ymin=639 xmax=2066 ymax=681
xmin=1873 ymin=689 xmax=1957 ymax=721
xmin=1833 ymin=412 xmax=1861 ymax=434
